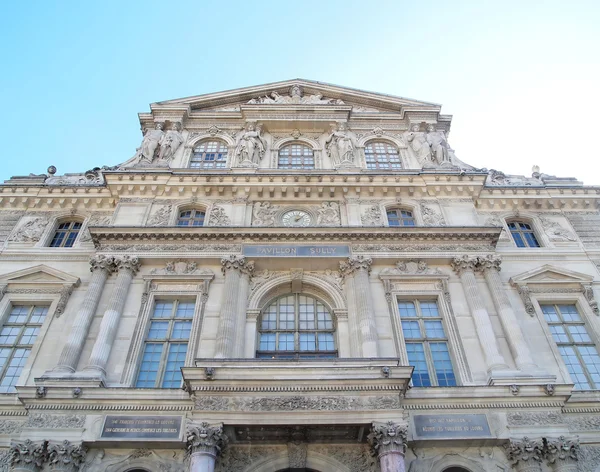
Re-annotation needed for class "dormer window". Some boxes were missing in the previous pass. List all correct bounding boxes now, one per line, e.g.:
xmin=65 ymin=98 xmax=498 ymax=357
xmin=190 ymin=140 xmax=227 ymax=169
xmin=49 ymin=221 xmax=82 ymax=248
xmin=278 ymin=144 xmax=315 ymax=170
xmin=507 ymin=221 xmax=540 ymax=247
xmin=365 ymin=141 xmax=402 ymax=170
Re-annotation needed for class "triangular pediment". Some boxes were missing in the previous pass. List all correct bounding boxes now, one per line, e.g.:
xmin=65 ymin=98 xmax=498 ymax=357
xmin=510 ymin=265 xmax=593 ymax=285
xmin=0 ymin=265 xmax=80 ymax=286
xmin=153 ymin=79 xmax=442 ymax=114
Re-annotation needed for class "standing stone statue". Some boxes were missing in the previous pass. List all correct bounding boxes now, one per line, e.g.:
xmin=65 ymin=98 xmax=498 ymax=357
xmin=426 ymin=124 xmax=451 ymax=166
xmin=235 ymin=122 xmax=267 ymax=167
xmin=405 ymin=124 xmax=433 ymax=168
xmin=158 ymin=122 xmax=184 ymax=162
xmin=140 ymin=123 xmax=165 ymax=163
xmin=325 ymin=122 xmax=356 ymax=167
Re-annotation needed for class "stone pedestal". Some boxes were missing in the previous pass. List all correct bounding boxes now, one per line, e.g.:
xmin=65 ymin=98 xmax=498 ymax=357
xmin=340 ymin=256 xmax=379 ymax=358
xmin=214 ymin=255 xmax=254 ymax=358
xmin=53 ymin=255 xmax=115 ymax=373
xmin=451 ymin=256 xmax=508 ymax=372
xmin=187 ymin=422 xmax=227 ymax=472
xmin=82 ymin=256 xmax=140 ymax=379
xmin=367 ymin=421 xmax=407 ymax=472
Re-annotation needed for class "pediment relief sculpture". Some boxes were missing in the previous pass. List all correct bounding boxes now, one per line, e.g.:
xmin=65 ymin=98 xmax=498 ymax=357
xmin=247 ymin=84 xmax=344 ymax=105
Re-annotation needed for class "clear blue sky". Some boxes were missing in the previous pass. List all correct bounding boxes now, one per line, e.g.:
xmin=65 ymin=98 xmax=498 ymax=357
xmin=1 ymin=1 xmax=599 ymax=183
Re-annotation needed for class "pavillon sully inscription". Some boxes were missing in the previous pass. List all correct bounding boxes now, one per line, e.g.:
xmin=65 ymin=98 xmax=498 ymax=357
xmin=243 ymin=244 xmax=351 ymax=257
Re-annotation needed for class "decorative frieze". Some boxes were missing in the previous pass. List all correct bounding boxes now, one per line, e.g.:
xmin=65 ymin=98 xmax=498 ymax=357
xmin=507 ymin=411 xmax=562 ymax=426
xmin=25 ymin=414 xmax=85 ymax=429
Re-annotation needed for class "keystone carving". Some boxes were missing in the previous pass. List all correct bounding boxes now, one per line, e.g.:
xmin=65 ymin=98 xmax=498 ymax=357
xmin=221 ymin=255 xmax=255 ymax=276
xmin=186 ymin=422 xmax=228 ymax=457
xmin=367 ymin=421 xmax=408 ymax=457
xmin=339 ymin=256 xmax=372 ymax=277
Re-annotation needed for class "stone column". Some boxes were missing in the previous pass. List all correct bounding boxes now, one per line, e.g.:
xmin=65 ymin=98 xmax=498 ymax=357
xmin=545 ymin=436 xmax=580 ymax=472
xmin=504 ymin=437 xmax=544 ymax=472
xmin=214 ymin=255 xmax=254 ymax=358
xmin=83 ymin=256 xmax=140 ymax=378
xmin=53 ymin=255 xmax=115 ymax=373
xmin=368 ymin=421 xmax=407 ymax=472
xmin=9 ymin=439 xmax=48 ymax=472
xmin=187 ymin=421 xmax=227 ymax=472
xmin=47 ymin=440 xmax=87 ymax=472
xmin=340 ymin=256 xmax=379 ymax=357
xmin=451 ymin=256 xmax=508 ymax=372
xmin=479 ymin=255 xmax=537 ymax=371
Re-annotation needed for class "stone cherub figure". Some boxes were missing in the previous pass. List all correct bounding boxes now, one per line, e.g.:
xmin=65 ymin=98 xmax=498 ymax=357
xmin=325 ymin=122 xmax=356 ymax=167
xmin=235 ymin=122 xmax=267 ymax=167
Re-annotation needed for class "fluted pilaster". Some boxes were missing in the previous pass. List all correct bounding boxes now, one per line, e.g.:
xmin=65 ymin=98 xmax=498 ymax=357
xmin=340 ymin=256 xmax=379 ymax=357
xmin=83 ymin=256 xmax=140 ymax=377
xmin=479 ymin=255 xmax=537 ymax=371
xmin=54 ymin=255 xmax=115 ymax=373
xmin=367 ymin=421 xmax=407 ymax=472
xmin=214 ymin=255 xmax=254 ymax=358
xmin=451 ymin=256 xmax=508 ymax=371
xmin=187 ymin=422 xmax=228 ymax=472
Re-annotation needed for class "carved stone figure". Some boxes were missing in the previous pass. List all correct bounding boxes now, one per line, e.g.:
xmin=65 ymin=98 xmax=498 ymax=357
xmin=316 ymin=202 xmax=340 ymax=225
xmin=8 ymin=217 xmax=49 ymax=243
xmin=139 ymin=123 xmax=165 ymax=163
xmin=235 ymin=122 xmax=267 ymax=167
xmin=325 ymin=122 xmax=356 ymax=167
xmin=158 ymin=122 xmax=184 ymax=162
xmin=361 ymin=205 xmax=383 ymax=226
xmin=253 ymin=202 xmax=278 ymax=226
xmin=420 ymin=202 xmax=446 ymax=226
xmin=405 ymin=124 xmax=432 ymax=167
xmin=426 ymin=124 xmax=451 ymax=166
xmin=207 ymin=205 xmax=230 ymax=226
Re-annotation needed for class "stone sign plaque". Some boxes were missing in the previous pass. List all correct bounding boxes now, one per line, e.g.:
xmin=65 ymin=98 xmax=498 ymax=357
xmin=413 ymin=414 xmax=492 ymax=439
xmin=101 ymin=415 xmax=182 ymax=440
xmin=243 ymin=244 xmax=351 ymax=257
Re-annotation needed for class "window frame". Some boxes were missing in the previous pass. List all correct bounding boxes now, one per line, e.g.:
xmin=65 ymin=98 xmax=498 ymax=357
xmin=506 ymin=219 xmax=542 ymax=248
xmin=256 ymin=293 xmax=337 ymax=359
xmin=189 ymin=139 xmax=229 ymax=169
xmin=277 ymin=143 xmax=316 ymax=170
xmin=364 ymin=140 xmax=403 ymax=170
xmin=386 ymin=208 xmax=416 ymax=227
xmin=176 ymin=208 xmax=206 ymax=227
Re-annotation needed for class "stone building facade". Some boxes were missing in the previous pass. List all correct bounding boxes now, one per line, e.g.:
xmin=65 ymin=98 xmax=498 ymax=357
xmin=0 ymin=79 xmax=599 ymax=471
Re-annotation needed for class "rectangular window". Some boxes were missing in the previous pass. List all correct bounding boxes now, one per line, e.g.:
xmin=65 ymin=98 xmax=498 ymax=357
xmin=135 ymin=299 xmax=195 ymax=388
xmin=0 ymin=305 xmax=49 ymax=393
xmin=542 ymin=304 xmax=600 ymax=389
xmin=398 ymin=299 xmax=456 ymax=387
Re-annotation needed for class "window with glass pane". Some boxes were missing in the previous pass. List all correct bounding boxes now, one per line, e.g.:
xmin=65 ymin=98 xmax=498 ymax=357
xmin=398 ymin=300 xmax=456 ymax=387
xmin=49 ymin=221 xmax=82 ymax=248
xmin=176 ymin=209 xmax=205 ymax=227
xmin=190 ymin=141 xmax=228 ymax=169
xmin=387 ymin=209 xmax=415 ymax=227
xmin=257 ymin=294 xmax=336 ymax=359
xmin=0 ymin=305 xmax=49 ymax=393
xmin=278 ymin=144 xmax=315 ymax=170
xmin=507 ymin=221 xmax=540 ymax=248
xmin=365 ymin=142 xmax=402 ymax=170
xmin=541 ymin=304 xmax=600 ymax=389
xmin=136 ymin=300 xmax=195 ymax=388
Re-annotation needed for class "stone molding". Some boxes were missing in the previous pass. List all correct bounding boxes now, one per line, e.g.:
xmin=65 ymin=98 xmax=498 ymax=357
xmin=186 ymin=421 xmax=228 ymax=457
xmin=367 ymin=421 xmax=408 ymax=457
xmin=220 ymin=254 xmax=254 ymax=276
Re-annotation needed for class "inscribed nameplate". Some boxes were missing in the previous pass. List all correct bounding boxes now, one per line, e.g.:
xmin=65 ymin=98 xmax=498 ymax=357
xmin=413 ymin=414 xmax=492 ymax=439
xmin=243 ymin=244 xmax=351 ymax=257
xmin=101 ymin=415 xmax=183 ymax=440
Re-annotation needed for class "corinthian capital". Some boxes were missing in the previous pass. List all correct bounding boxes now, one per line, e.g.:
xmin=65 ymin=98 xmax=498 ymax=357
xmin=114 ymin=256 xmax=141 ymax=275
xmin=450 ymin=255 xmax=479 ymax=275
xmin=10 ymin=439 xmax=48 ymax=471
xmin=221 ymin=255 xmax=255 ymax=276
xmin=186 ymin=421 xmax=228 ymax=457
xmin=89 ymin=254 xmax=115 ymax=273
xmin=47 ymin=440 xmax=87 ymax=472
xmin=367 ymin=421 xmax=407 ymax=458
xmin=477 ymin=254 xmax=502 ymax=272
xmin=504 ymin=437 xmax=544 ymax=466
xmin=544 ymin=436 xmax=579 ymax=466
xmin=339 ymin=255 xmax=372 ymax=277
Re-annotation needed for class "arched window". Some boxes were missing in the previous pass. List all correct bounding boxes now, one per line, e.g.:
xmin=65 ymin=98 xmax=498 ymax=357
xmin=190 ymin=140 xmax=228 ymax=169
xmin=442 ymin=468 xmax=471 ymax=472
xmin=507 ymin=220 xmax=540 ymax=247
xmin=278 ymin=144 xmax=315 ymax=170
xmin=257 ymin=294 xmax=336 ymax=359
xmin=387 ymin=208 xmax=415 ymax=226
xmin=49 ymin=221 xmax=82 ymax=247
xmin=177 ymin=209 xmax=205 ymax=226
xmin=365 ymin=141 xmax=402 ymax=170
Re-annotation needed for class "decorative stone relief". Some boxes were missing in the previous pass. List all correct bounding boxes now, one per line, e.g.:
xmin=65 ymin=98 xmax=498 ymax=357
xmin=352 ymin=243 xmax=494 ymax=252
xmin=287 ymin=442 xmax=307 ymax=468
xmin=507 ymin=411 xmax=562 ymax=426
xmin=420 ymin=201 xmax=446 ymax=226
xmin=79 ymin=214 xmax=112 ymax=243
xmin=0 ymin=419 xmax=24 ymax=434
xmin=252 ymin=202 xmax=278 ymax=226
xmin=10 ymin=439 xmax=48 ymax=471
xmin=504 ymin=437 xmax=544 ymax=465
xmin=150 ymin=260 xmax=213 ymax=276
xmin=234 ymin=121 xmax=267 ymax=167
xmin=114 ymin=256 xmax=141 ymax=275
xmin=0 ymin=449 xmax=9 ymax=472
xmin=318 ymin=269 xmax=344 ymax=290
xmin=147 ymin=205 xmax=172 ymax=226
xmin=221 ymin=255 xmax=254 ymax=276
xmin=582 ymin=284 xmax=599 ymax=315
xmin=450 ymin=255 xmax=479 ymax=274
xmin=545 ymin=436 xmax=580 ymax=465
xmin=565 ymin=415 xmax=600 ymax=430
xmin=361 ymin=205 xmax=383 ymax=226
xmin=579 ymin=445 xmax=600 ymax=472
xmin=186 ymin=422 xmax=228 ymax=457
xmin=539 ymin=216 xmax=577 ymax=242
xmin=379 ymin=260 xmax=442 ymax=276
xmin=325 ymin=122 xmax=357 ymax=167
xmin=8 ymin=218 xmax=49 ymax=243
xmin=249 ymin=269 xmax=282 ymax=293
xmin=316 ymin=202 xmax=341 ymax=226
xmin=55 ymin=285 xmax=74 ymax=318
xmin=339 ymin=255 xmax=372 ymax=278
xmin=367 ymin=421 xmax=408 ymax=457
xmin=247 ymin=85 xmax=344 ymax=105
xmin=311 ymin=445 xmax=376 ymax=472
xmin=47 ymin=440 xmax=86 ymax=471
xmin=216 ymin=446 xmax=282 ymax=472
xmin=45 ymin=168 xmax=104 ymax=186
xmin=207 ymin=205 xmax=230 ymax=226
xmin=158 ymin=122 xmax=184 ymax=162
